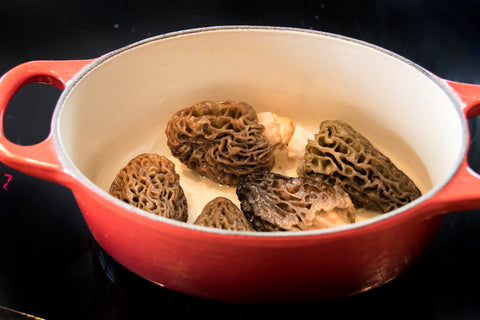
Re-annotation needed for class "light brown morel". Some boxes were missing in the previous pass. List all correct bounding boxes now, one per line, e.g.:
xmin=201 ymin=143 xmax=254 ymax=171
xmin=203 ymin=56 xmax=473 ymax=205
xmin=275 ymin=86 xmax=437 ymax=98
xmin=236 ymin=172 xmax=355 ymax=231
xmin=194 ymin=197 xmax=254 ymax=231
xmin=165 ymin=100 xmax=275 ymax=185
xmin=109 ymin=153 xmax=188 ymax=222
xmin=297 ymin=120 xmax=421 ymax=213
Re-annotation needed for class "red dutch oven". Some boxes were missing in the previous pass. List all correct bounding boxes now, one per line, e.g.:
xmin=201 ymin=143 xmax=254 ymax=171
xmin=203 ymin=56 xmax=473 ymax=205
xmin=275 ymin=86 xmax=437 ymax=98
xmin=1 ymin=26 xmax=480 ymax=304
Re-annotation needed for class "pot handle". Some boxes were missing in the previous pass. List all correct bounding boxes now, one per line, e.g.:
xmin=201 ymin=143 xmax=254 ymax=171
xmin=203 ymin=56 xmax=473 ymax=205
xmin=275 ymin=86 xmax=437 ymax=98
xmin=431 ymin=79 xmax=480 ymax=212
xmin=0 ymin=60 xmax=93 ymax=186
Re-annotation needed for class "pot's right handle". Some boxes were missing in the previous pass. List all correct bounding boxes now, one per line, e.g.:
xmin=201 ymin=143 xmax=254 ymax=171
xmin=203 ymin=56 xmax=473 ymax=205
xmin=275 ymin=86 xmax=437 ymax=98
xmin=431 ymin=80 xmax=480 ymax=212
xmin=446 ymin=80 xmax=480 ymax=118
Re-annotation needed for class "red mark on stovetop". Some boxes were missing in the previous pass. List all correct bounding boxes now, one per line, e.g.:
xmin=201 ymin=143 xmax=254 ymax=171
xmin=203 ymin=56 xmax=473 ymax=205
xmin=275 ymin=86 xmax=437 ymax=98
xmin=3 ymin=174 xmax=12 ymax=190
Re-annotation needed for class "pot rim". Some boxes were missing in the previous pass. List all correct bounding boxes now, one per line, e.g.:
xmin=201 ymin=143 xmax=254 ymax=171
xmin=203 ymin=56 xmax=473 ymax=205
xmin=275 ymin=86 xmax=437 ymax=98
xmin=52 ymin=25 xmax=468 ymax=237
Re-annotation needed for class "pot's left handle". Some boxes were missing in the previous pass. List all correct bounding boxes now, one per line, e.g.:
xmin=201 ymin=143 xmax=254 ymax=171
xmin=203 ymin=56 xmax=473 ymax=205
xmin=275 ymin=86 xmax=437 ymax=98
xmin=0 ymin=60 xmax=93 ymax=186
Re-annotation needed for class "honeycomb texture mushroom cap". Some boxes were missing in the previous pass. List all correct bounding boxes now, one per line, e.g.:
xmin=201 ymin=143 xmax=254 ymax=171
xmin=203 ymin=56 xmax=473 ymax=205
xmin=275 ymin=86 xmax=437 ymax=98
xmin=165 ymin=100 xmax=275 ymax=185
xmin=298 ymin=120 xmax=421 ymax=213
xmin=194 ymin=197 xmax=254 ymax=231
xmin=109 ymin=153 xmax=188 ymax=222
xmin=237 ymin=172 xmax=355 ymax=231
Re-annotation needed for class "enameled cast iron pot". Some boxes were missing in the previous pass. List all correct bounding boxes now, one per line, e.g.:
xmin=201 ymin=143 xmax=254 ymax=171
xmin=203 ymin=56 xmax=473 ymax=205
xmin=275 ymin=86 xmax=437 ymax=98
xmin=1 ymin=26 xmax=480 ymax=304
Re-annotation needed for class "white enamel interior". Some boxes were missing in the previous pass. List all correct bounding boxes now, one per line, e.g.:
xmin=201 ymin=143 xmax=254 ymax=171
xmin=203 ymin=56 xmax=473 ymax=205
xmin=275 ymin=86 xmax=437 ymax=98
xmin=55 ymin=27 xmax=466 ymax=229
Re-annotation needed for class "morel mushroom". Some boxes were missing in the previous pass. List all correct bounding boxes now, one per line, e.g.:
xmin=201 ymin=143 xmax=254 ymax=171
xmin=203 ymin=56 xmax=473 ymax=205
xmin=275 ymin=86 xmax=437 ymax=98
xmin=236 ymin=172 xmax=355 ymax=231
xmin=165 ymin=100 xmax=275 ymax=185
xmin=297 ymin=120 xmax=421 ymax=213
xmin=194 ymin=197 xmax=254 ymax=231
xmin=109 ymin=153 xmax=188 ymax=222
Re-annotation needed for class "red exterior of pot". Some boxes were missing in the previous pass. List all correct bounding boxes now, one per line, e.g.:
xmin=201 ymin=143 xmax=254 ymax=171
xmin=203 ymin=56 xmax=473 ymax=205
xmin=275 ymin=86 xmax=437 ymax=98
xmin=72 ymin=181 xmax=444 ymax=303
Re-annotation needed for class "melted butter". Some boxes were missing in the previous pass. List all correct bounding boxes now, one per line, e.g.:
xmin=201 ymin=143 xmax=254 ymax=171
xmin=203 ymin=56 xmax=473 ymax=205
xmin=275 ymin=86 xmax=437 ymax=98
xmin=149 ymin=138 xmax=384 ymax=223
xmin=355 ymin=208 xmax=381 ymax=222
xmin=142 ymin=118 xmax=429 ymax=225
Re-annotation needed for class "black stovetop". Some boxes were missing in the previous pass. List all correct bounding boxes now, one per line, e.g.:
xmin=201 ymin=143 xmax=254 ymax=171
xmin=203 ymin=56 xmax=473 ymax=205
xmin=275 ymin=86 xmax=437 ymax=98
xmin=1 ymin=1 xmax=480 ymax=319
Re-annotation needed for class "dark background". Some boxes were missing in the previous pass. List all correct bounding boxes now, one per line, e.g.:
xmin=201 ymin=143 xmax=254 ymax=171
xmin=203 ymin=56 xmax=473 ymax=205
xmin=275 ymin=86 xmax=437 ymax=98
xmin=1 ymin=1 xmax=480 ymax=319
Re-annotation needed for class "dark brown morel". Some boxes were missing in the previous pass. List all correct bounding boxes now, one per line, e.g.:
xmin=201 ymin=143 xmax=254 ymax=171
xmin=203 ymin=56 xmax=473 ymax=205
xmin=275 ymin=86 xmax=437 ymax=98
xmin=297 ymin=120 xmax=421 ymax=213
xmin=194 ymin=197 xmax=254 ymax=231
xmin=165 ymin=100 xmax=275 ymax=186
xmin=109 ymin=153 xmax=188 ymax=222
xmin=236 ymin=172 xmax=355 ymax=231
